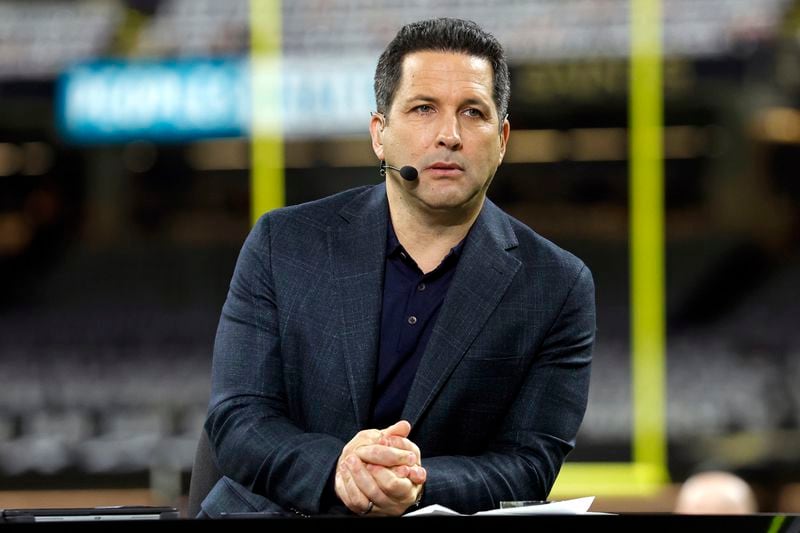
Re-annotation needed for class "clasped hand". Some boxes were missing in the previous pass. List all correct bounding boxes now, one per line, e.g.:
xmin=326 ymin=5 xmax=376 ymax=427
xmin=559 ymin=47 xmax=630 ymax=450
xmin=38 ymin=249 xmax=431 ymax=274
xmin=334 ymin=420 xmax=426 ymax=516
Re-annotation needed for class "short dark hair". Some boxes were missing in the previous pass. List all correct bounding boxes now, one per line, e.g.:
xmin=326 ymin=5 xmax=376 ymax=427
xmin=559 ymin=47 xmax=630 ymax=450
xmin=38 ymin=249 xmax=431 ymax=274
xmin=374 ymin=18 xmax=510 ymax=122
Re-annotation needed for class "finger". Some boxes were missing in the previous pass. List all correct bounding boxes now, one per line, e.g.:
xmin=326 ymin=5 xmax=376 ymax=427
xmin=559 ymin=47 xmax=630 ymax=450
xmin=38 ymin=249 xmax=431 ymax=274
xmin=339 ymin=459 xmax=372 ymax=513
xmin=345 ymin=429 xmax=383 ymax=454
xmin=355 ymin=444 xmax=417 ymax=467
xmin=334 ymin=471 xmax=350 ymax=507
xmin=337 ymin=463 xmax=362 ymax=510
xmin=345 ymin=455 xmax=393 ymax=509
xmin=365 ymin=463 xmax=415 ymax=501
xmin=391 ymin=465 xmax=410 ymax=478
xmin=407 ymin=465 xmax=426 ymax=484
xmin=348 ymin=429 xmax=383 ymax=452
xmin=360 ymin=428 xmax=384 ymax=442
xmin=380 ymin=420 xmax=411 ymax=438
xmin=381 ymin=435 xmax=421 ymax=459
xmin=385 ymin=465 xmax=425 ymax=487
xmin=339 ymin=428 xmax=385 ymax=474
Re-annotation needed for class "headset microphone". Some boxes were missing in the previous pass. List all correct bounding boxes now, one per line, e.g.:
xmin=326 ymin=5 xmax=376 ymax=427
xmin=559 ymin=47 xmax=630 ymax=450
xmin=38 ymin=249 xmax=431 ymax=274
xmin=380 ymin=161 xmax=418 ymax=181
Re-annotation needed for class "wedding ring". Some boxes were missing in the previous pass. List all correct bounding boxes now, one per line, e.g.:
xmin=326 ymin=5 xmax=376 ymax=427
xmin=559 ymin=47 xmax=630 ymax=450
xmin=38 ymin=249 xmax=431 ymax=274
xmin=360 ymin=500 xmax=374 ymax=515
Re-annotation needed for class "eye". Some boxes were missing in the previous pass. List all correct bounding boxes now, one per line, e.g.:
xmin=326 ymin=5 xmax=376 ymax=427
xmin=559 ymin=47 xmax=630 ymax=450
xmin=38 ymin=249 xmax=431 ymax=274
xmin=413 ymin=104 xmax=434 ymax=114
xmin=462 ymin=108 xmax=485 ymax=119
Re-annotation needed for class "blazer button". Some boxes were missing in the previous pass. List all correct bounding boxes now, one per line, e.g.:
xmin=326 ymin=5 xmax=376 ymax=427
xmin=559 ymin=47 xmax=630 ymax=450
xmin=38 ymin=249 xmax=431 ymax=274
xmin=407 ymin=316 xmax=417 ymax=325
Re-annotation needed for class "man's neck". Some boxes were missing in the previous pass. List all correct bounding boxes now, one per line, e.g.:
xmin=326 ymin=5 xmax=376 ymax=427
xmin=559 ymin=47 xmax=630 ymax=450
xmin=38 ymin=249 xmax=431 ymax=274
xmin=386 ymin=185 xmax=483 ymax=274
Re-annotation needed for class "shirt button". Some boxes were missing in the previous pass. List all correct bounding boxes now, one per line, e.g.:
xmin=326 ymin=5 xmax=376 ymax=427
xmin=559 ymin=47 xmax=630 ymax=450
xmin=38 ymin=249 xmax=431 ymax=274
xmin=417 ymin=283 xmax=426 ymax=291
xmin=407 ymin=316 xmax=417 ymax=325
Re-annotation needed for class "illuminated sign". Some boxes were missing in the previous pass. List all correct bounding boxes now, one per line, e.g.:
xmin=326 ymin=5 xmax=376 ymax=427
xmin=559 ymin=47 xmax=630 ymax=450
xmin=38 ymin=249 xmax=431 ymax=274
xmin=57 ymin=59 xmax=249 ymax=143
xmin=57 ymin=57 xmax=376 ymax=143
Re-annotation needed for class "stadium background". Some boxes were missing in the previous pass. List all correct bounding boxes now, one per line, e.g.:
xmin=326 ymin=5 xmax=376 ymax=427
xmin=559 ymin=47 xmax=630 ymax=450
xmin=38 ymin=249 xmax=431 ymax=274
xmin=1 ymin=0 xmax=799 ymax=515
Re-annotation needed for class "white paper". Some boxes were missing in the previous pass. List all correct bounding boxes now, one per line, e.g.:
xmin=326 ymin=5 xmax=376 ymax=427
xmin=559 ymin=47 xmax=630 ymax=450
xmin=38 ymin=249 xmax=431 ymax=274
xmin=405 ymin=504 xmax=464 ymax=517
xmin=405 ymin=496 xmax=595 ymax=517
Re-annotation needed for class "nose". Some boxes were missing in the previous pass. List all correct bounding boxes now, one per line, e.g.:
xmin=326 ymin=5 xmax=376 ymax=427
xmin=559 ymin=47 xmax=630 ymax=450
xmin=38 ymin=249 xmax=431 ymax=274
xmin=436 ymin=114 xmax=462 ymax=150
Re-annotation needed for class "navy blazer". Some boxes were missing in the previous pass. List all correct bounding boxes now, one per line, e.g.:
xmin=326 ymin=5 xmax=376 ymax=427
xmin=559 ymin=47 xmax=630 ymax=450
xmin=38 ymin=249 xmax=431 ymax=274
xmin=202 ymin=183 xmax=595 ymax=516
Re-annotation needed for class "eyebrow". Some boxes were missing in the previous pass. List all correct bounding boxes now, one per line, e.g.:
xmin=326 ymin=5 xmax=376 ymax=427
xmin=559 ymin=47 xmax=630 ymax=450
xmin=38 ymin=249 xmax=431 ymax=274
xmin=461 ymin=97 xmax=492 ymax=109
xmin=404 ymin=95 xmax=492 ymax=109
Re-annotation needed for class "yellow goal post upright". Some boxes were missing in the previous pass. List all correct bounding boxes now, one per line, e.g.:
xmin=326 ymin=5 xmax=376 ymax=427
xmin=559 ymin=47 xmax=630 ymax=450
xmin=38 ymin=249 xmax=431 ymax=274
xmin=250 ymin=0 xmax=284 ymax=223
xmin=551 ymin=0 xmax=670 ymax=497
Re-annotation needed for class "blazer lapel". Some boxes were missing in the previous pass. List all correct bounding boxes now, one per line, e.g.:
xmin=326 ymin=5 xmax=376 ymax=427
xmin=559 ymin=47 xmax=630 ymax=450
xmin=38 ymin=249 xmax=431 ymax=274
xmin=401 ymin=200 xmax=521 ymax=427
xmin=330 ymin=184 xmax=388 ymax=427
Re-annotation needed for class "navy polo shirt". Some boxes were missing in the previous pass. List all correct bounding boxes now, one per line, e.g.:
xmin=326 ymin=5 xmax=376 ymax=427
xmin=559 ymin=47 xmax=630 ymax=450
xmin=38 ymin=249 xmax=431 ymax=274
xmin=369 ymin=219 xmax=465 ymax=429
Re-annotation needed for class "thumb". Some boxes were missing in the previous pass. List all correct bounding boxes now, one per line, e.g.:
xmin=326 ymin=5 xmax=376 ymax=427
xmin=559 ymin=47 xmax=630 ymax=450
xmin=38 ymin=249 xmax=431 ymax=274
xmin=381 ymin=419 xmax=411 ymax=438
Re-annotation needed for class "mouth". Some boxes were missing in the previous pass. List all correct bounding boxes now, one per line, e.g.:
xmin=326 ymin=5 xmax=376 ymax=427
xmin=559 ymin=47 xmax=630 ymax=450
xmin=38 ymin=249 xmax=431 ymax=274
xmin=426 ymin=162 xmax=464 ymax=177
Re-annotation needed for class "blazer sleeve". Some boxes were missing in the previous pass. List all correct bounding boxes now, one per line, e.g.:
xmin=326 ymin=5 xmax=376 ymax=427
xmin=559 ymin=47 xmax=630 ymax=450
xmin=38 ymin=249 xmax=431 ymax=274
xmin=419 ymin=263 xmax=596 ymax=513
xmin=204 ymin=214 xmax=343 ymax=515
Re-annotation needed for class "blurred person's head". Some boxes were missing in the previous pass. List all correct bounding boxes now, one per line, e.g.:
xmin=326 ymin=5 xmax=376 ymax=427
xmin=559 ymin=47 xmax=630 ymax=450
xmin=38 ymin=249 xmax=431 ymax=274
xmin=373 ymin=18 xmax=510 ymax=122
xmin=674 ymin=471 xmax=758 ymax=515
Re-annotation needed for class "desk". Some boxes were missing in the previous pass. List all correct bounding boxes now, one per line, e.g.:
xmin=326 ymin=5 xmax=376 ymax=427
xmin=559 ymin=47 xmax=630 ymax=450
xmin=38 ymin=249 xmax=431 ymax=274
xmin=1 ymin=514 xmax=798 ymax=532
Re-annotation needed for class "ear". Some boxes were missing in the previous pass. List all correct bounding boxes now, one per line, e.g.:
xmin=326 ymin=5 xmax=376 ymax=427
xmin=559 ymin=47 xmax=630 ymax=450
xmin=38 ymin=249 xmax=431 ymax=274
xmin=369 ymin=112 xmax=386 ymax=161
xmin=497 ymin=116 xmax=510 ymax=165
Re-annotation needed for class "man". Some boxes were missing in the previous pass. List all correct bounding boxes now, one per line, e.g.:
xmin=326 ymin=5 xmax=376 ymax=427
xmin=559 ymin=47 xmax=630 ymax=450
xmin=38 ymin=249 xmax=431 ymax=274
xmin=201 ymin=17 xmax=595 ymax=518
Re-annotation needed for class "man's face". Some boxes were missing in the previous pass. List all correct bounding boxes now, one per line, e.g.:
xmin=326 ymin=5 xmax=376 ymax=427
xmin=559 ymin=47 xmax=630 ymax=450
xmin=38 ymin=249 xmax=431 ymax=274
xmin=370 ymin=51 xmax=510 ymax=214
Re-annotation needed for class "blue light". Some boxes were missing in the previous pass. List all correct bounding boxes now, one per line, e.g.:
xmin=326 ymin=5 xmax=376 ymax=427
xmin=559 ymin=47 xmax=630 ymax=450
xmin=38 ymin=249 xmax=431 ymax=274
xmin=56 ymin=56 xmax=377 ymax=144
xmin=57 ymin=58 xmax=250 ymax=144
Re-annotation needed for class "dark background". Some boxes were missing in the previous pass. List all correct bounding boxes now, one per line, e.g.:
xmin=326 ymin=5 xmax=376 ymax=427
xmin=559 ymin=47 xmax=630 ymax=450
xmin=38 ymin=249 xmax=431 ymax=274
xmin=1 ymin=0 xmax=799 ymax=513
